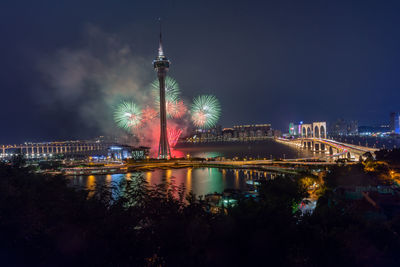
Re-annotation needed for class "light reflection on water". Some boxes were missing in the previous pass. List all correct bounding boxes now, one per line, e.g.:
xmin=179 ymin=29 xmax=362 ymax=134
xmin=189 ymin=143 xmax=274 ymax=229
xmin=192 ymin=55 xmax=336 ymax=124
xmin=69 ymin=142 xmax=299 ymax=196
xmin=68 ymin=167 xmax=278 ymax=197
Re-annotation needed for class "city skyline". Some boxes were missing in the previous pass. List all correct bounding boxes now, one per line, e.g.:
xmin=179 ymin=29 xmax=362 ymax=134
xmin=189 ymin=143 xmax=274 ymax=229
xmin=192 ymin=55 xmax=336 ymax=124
xmin=2 ymin=1 xmax=400 ymax=143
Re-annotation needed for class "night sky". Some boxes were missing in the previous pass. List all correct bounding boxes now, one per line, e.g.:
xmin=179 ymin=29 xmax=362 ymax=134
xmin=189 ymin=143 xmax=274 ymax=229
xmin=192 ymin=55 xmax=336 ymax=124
xmin=1 ymin=0 xmax=400 ymax=143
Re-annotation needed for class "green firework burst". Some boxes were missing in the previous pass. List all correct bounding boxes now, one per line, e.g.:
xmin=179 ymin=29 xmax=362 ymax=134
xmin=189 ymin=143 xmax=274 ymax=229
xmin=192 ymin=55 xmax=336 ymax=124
xmin=114 ymin=101 xmax=142 ymax=131
xmin=191 ymin=95 xmax=221 ymax=128
xmin=151 ymin=76 xmax=180 ymax=104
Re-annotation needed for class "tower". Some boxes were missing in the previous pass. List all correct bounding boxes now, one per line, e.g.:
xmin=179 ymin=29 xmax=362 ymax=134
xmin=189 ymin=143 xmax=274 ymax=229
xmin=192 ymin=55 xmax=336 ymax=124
xmin=153 ymin=26 xmax=171 ymax=159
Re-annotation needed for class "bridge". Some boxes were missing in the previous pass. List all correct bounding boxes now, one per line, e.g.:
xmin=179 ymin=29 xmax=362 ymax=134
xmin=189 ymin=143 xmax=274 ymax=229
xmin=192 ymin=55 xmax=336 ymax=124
xmin=281 ymin=121 xmax=379 ymax=160
xmin=277 ymin=137 xmax=378 ymax=160
xmin=0 ymin=141 xmax=112 ymax=159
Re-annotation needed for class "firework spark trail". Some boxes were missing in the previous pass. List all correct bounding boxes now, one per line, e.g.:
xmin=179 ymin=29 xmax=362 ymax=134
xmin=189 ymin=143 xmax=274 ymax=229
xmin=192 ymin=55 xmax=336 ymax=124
xmin=168 ymin=128 xmax=183 ymax=148
xmin=114 ymin=101 xmax=142 ymax=131
xmin=191 ymin=95 xmax=221 ymax=128
xmin=151 ymin=76 xmax=180 ymax=105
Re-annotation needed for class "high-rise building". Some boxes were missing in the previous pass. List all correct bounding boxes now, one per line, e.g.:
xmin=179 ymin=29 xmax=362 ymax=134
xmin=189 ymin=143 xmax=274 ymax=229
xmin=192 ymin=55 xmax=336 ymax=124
xmin=390 ymin=112 xmax=400 ymax=134
xmin=347 ymin=120 xmax=358 ymax=135
xmin=289 ymin=122 xmax=302 ymax=136
xmin=330 ymin=118 xmax=347 ymax=136
xmin=233 ymin=124 xmax=271 ymax=139
xmin=153 ymin=27 xmax=171 ymax=159
xmin=289 ymin=123 xmax=295 ymax=135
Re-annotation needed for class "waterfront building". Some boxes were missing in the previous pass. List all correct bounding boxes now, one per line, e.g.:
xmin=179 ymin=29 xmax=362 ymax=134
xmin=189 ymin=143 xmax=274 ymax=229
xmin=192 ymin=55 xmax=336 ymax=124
xmin=233 ymin=124 xmax=271 ymax=140
xmin=108 ymin=145 xmax=150 ymax=160
xmin=184 ymin=123 xmax=275 ymax=142
xmin=222 ymin=128 xmax=234 ymax=140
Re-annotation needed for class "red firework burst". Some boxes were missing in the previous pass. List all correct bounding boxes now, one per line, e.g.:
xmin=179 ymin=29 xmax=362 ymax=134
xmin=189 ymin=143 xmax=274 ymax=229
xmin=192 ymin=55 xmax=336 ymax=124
xmin=166 ymin=100 xmax=187 ymax=119
xmin=192 ymin=111 xmax=207 ymax=127
xmin=141 ymin=106 xmax=158 ymax=123
xmin=166 ymin=101 xmax=176 ymax=117
xmin=173 ymin=100 xmax=187 ymax=118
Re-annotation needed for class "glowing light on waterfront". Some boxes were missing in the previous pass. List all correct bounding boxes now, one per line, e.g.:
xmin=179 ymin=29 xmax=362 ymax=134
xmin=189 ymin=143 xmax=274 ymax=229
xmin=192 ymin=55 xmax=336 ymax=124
xmin=166 ymin=169 xmax=172 ymax=182
xmin=191 ymin=95 xmax=221 ymax=128
xmin=186 ymin=168 xmax=192 ymax=192
xmin=86 ymin=175 xmax=96 ymax=198
xmin=105 ymin=174 xmax=112 ymax=186
xmin=114 ymin=101 xmax=142 ymax=131
xmin=235 ymin=170 xmax=239 ymax=188
xmin=146 ymin=171 xmax=152 ymax=183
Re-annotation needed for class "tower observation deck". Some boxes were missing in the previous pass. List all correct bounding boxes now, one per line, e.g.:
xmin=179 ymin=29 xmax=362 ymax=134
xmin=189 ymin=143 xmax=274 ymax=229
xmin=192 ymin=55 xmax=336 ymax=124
xmin=153 ymin=27 xmax=171 ymax=159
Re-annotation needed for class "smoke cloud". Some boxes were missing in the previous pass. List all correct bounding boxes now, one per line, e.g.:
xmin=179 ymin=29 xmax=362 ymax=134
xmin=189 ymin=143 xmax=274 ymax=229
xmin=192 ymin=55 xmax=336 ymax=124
xmin=37 ymin=25 xmax=191 ymax=155
xmin=38 ymin=25 xmax=152 ymax=134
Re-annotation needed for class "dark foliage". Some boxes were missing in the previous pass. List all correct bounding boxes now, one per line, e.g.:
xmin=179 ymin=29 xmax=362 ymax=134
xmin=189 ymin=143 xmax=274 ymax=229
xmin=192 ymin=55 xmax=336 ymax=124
xmin=0 ymin=163 xmax=399 ymax=266
xmin=375 ymin=148 xmax=400 ymax=165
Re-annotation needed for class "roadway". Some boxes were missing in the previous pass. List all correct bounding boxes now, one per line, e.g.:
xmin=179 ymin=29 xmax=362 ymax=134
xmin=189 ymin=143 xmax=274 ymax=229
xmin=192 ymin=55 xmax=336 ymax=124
xmin=277 ymin=137 xmax=378 ymax=159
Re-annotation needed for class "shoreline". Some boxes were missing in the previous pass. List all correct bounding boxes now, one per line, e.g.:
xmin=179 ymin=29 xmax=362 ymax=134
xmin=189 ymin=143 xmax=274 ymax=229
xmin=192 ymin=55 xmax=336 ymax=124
xmin=57 ymin=158 xmax=349 ymax=176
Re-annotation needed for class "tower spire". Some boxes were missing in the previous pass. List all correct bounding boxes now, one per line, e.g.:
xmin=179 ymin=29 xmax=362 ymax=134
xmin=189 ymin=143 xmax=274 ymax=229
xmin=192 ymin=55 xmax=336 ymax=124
xmin=158 ymin=18 xmax=164 ymax=57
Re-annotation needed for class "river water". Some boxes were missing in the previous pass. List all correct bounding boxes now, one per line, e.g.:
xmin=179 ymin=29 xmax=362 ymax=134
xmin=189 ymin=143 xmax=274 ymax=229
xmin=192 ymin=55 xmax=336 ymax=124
xmin=68 ymin=140 xmax=310 ymax=196
xmin=68 ymin=168 xmax=282 ymax=197
xmin=172 ymin=139 xmax=311 ymax=159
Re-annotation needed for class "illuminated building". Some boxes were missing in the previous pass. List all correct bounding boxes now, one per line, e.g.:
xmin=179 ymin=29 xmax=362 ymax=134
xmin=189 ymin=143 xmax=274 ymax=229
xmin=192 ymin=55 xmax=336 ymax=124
xmin=289 ymin=123 xmax=295 ymax=135
xmin=185 ymin=123 xmax=280 ymax=142
xmin=153 ymin=24 xmax=171 ymax=159
xmin=358 ymin=125 xmax=390 ymax=136
xmin=108 ymin=145 xmax=150 ymax=160
xmin=390 ymin=112 xmax=400 ymax=134
xmin=289 ymin=122 xmax=302 ymax=136
xmin=233 ymin=124 xmax=271 ymax=139
xmin=222 ymin=128 xmax=234 ymax=140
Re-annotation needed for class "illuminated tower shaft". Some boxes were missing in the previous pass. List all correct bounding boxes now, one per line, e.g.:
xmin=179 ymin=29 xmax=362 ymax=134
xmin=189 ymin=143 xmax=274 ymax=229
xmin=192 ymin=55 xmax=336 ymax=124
xmin=153 ymin=30 xmax=171 ymax=159
xmin=157 ymin=67 xmax=171 ymax=158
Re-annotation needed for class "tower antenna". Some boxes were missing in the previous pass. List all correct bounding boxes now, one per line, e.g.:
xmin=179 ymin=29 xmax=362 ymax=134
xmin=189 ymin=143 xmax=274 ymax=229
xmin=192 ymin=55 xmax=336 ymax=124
xmin=158 ymin=18 xmax=164 ymax=56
